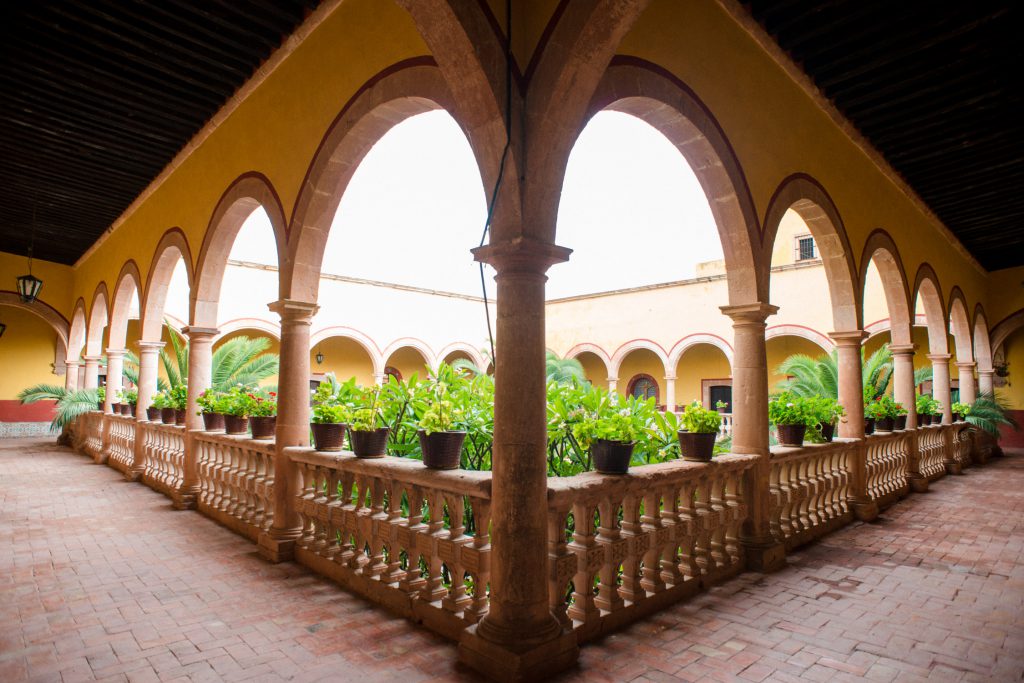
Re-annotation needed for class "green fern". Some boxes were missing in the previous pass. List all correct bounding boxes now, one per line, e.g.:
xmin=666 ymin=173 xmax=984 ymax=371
xmin=966 ymin=391 xmax=1019 ymax=437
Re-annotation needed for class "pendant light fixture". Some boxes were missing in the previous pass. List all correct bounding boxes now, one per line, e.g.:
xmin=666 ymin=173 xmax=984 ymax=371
xmin=315 ymin=345 xmax=324 ymax=365
xmin=17 ymin=199 xmax=43 ymax=303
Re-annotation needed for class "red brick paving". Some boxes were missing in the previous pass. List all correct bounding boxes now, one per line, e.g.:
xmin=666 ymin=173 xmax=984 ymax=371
xmin=2 ymin=438 xmax=1022 ymax=682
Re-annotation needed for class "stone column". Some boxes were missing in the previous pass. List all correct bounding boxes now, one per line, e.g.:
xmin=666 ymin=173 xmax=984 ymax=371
xmin=978 ymin=369 xmax=995 ymax=397
xmin=929 ymin=354 xmax=953 ymax=424
xmin=956 ymin=362 xmax=977 ymax=406
xmin=83 ymin=355 xmax=101 ymax=390
xmin=459 ymin=238 xmax=578 ymax=681
xmin=131 ymin=340 xmax=164 ymax=479
xmin=720 ymin=302 xmax=785 ymax=572
xmin=175 ymin=326 xmax=218 ymax=510
xmin=831 ymin=331 xmax=866 ymax=439
xmin=65 ymin=360 xmax=81 ymax=392
xmin=259 ymin=300 xmax=317 ymax=563
xmin=664 ymin=374 xmax=676 ymax=411
xmin=104 ymin=349 xmax=126 ymax=413
xmin=889 ymin=344 xmax=918 ymax=429
xmin=607 ymin=376 xmax=618 ymax=394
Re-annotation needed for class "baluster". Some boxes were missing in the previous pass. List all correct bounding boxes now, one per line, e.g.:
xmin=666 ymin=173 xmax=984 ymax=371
xmin=547 ymin=505 xmax=573 ymax=628
xmin=466 ymin=498 xmax=491 ymax=624
xmin=594 ymin=497 xmax=624 ymax=613
xmin=298 ymin=463 xmax=317 ymax=549
xmin=708 ymin=473 xmax=728 ymax=571
xmin=312 ymin=464 xmax=330 ymax=554
xmin=382 ymin=479 xmax=404 ymax=582
xmin=399 ymin=486 xmax=427 ymax=595
xmin=334 ymin=470 xmax=357 ymax=567
xmin=659 ymin=486 xmax=685 ymax=586
xmin=618 ymin=494 xmax=645 ymax=606
xmin=640 ymin=491 xmax=665 ymax=594
xmin=693 ymin=478 xmax=714 ymax=574
xmin=676 ymin=481 xmax=700 ymax=581
xmin=441 ymin=492 xmax=472 ymax=614
xmin=324 ymin=469 xmax=343 ymax=562
xmin=768 ymin=462 xmax=783 ymax=543
xmin=567 ymin=501 xmax=599 ymax=624
xmin=418 ymin=489 xmax=445 ymax=600
xmin=723 ymin=468 xmax=743 ymax=566
xmin=367 ymin=479 xmax=389 ymax=579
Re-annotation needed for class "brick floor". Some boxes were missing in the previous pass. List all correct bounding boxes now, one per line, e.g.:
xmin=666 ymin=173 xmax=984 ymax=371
xmin=1 ymin=438 xmax=1022 ymax=682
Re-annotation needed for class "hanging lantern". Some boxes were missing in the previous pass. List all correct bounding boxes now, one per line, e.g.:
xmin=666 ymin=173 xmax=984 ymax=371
xmin=315 ymin=349 xmax=324 ymax=365
xmin=17 ymin=271 xmax=43 ymax=303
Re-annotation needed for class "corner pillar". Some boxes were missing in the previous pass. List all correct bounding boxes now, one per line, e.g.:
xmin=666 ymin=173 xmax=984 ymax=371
xmin=65 ymin=360 xmax=81 ymax=392
xmin=83 ymin=355 xmax=102 ymax=390
xmin=929 ymin=354 xmax=953 ymax=424
xmin=978 ymin=369 xmax=995 ymax=397
xmin=259 ymin=299 xmax=317 ymax=563
xmin=458 ymin=238 xmax=579 ymax=682
xmin=104 ymin=349 xmax=127 ymax=413
xmin=720 ymin=302 xmax=785 ymax=572
xmin=956 ymin=362 xmax=976 ymax=406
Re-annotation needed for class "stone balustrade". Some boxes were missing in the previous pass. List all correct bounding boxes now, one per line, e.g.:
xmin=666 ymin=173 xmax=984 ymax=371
xmin=104 ymin=414 xmax=137 ymax=476
xmin=719 ymin=413 xmax=734 ymax=437
xmin=545 ymin=454 xmax=758 ymax=643
xmin=287 ymin=448 xmax=493 ymax=641
xmin=864 ymin=430 xmax=910 ymax=509
xmin=138 ymin=421 xmax=186 ymax=498
xmin=195 ymin=432 xmax=276 ymax=542
xmin=768 ymin=440 xmax=854 ymax=549
xmin=952 ymin=423 xmax=974 ymax=470
xmin=916 ymin=425 xmax=948 ymax=481
xmin=74 ymin=411 xmax=106 ymax=461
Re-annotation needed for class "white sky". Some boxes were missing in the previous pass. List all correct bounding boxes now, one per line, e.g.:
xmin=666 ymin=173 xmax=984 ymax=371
xmin=224 ymin=109 xmax=722 ymax=301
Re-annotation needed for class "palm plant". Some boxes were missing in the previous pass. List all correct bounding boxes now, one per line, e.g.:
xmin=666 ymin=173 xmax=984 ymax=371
xmin=545 ymin=351 xmax=585 ymax=385
xmin=965 ymin=391 xmax=1019 ymax=436
xmin=16 ymin=384 xmax=102 ymax=430
xmin=776 ymin=343 xmax=932 ymax=401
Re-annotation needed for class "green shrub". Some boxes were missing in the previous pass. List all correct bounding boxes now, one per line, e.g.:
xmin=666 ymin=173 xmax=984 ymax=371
xmin=679 ymin=401 xmax=720 ymax=434
xmin=768 ymin=392 xmax=817 ymax=427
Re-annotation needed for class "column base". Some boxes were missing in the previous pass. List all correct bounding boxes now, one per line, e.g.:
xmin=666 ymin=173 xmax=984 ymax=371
xmin=123 ymin=469 xmax=141 ymax=483
xmin=171 ymin=488 xmax=198 ymax=510
xmin=851 ymin=499 xmax=879 ymax=522
xmin=258 ymin=530 xmax=300 ymax=563
xmin=908 ymin=475 xmax=929 ymax=493
xmin=458 ymin=623 xmax=578 ymax=683
xmin=945 ymin=461 xmax=963 ymax=476
xmin=741 ymin=537 xmax=786 ymax=573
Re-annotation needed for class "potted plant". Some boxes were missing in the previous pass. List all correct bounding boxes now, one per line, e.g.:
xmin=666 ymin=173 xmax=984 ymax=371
xmin=894 ymin=401 xmax=908 ymax=430
xmin=571 ymin=409 xmax=640 ymax=475
xmin=248 ymin=390 xmax=277 ymax=439
xmin=866 ymin=396 xmax=897 ymax=432
xmin=952 ymin=401 xmax=970 ymax=422
xmin=169 ymin=384 xmax=188 ymax=426
xmin=310 ymin=375 xmax=351 ymax=451
xmin=916 ymin=394 xmax=935 ymax=426
xmin=418 ymin=377 xmax=467 ymax=470
xmin=221 ymin=386 xmax=251 ymax=435
xmin=931 ymin=400 xmax=945 ymax=424
xmin=123 ymin=388 xmax=138 ymax=417
xmin=677 ymin=400 xmax=720 ymax=462
xmin=807 ymin=395 xmax=844 ymax=442
xmin=715 ymin=399 xmax=729 ymax=414
xmin=349 ymin=385 xmax=389 ymax=458
xmin=96 ymin=387 xmax=105 ymax=411
xmin=152 ymin=391 xmax=175 ymax=424
xmin=768 ymin=392 xmax=813 ymax=446
xmin=196 ymin=388 xmax=226 ymax=431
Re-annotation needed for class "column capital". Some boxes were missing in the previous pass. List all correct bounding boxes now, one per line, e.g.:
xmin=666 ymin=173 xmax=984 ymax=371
xmin=829 ymin=330 xmax=867 ymax=346
xmin=105 ymin=348 xmax=128 ymax=358
xmin=978 ymin=368 xmax=995 ymax=377
xmin=927 ymin=353 xmax=952 ymax=362
xmin=472 ymin=237 xmax=572 ymax=274
xmin=888 ymin=343 xmax=917 ymax=356
xmin=136 ymin=340 xmax=165 ymax=353
xmin=82 ymin=355 xmax=103 ymax=363
xmin=181 ymin=325 xmax=219 ymax=340
xmin=606 ymin=376 xmax=619 ymax=382
xmin=65 ymin=359 xmax=81 ymax=368
xmin=664 ymin=374 xmax=677 ymax=381
xmin=955 ymin=361 xmax=976 ymax=370
xmin=719 ymin=302 xmax=779 ymax=324
xmin=268 ymin=299 xmax=319 ymax=321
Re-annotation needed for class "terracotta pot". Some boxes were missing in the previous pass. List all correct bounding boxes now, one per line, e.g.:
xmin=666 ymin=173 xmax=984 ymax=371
xmin=776 ymin=424 xmax=806 ymax=447
xmin=146 ymin=407 xmax=160 ymax=421
xmin=110 ymin=402 xmax=120 ymax=413
xmin=864 ymin=417 xmax=875 ymax=435
xmin=350 ymin=427 xmax=390 ymax=458
xmin=224 ymin=415 xmax=249 ymax=435
xmin=716 ymin=406 xmax=728 ymax=413
xmin=894 ymin=414 xmax=907 ymax=430
xmin=418 ymin=430 xmax=466 ymax=470
xmin=160 ymin=407 xmax=176 ymax=424
xmin=174 ymin=409 xmax=187 ymax=426
xmin=202 ymin=412 xmax=225 ymax=431
xmin=875 ymin=417 xmax=894 ymax=432
xmin=250 ymin=416 xmax=276 ymax=439
xmin=311 ymin=422 xmax=348 ymax=451
xmin=819 ymin=422 xmax=836 ymax=442
xmin=677 ymin=431 xmax=715 ymax=462
xmin=591 ymin=438 xmax=635 ymax=474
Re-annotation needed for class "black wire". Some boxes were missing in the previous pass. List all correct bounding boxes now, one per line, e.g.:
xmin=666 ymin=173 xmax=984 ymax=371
xmin=477 ymin=0 xmax=513 ymax=369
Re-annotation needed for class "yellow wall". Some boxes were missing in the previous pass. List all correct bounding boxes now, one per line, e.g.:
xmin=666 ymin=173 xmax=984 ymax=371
xmin=577 ymin=352 xmax=609 ymax=387
xmin=985 ymin=266 xmax=1024 ymax=328
xmin=311 ymin=337 xmax=374 ymax=386
xmin=675 ymin=344 xmax=731 ymax=406
xmin=0 ymin=251 xmax=75 ymax=319
xmin=617 ymin=349 xmax=665 ymax=402
xmin=770 ymin=210 xmax=813 ymax=267
xmin=999 ymin=327 xmax=1024 ymax=410
xmin=767 ymin=336 xmax=828 ymax=389
xmin=0 ymin=307 xmax=60 ymax=399
xmin=214 ymin=329 xmax=280 ymax=387
xmin=385 ymin=346 xmax=429 ymax=382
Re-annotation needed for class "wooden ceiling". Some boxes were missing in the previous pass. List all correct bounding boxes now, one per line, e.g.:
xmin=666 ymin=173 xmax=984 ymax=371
xmin=743 ymin=0 xmax=1024 ymax=271
xmin=0 ymin=2 xmax=1020 ymax=271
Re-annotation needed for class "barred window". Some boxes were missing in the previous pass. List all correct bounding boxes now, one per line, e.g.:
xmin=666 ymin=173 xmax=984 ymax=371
xmin=795 ymin=234 xmax=817 ymax=261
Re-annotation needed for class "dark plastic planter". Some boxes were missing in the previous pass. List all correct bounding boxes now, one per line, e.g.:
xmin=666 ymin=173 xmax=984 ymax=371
xmin=250 ymin=416 xmax=276 ymax=439
xmin=311 ymin=422 xmax=348 ymax=451
xmin=864 ymin=417 xmax=875 ymax=435
xmin=160 ymin=407 xmax=176 ymax=424
xmin=875 ymin=417 xmax=895 ymax=432
xmin=894 ymin=415 xmax=907 ymax=430
xmin=590 ymin=438 xmax=635 ymax=474
xmin=202 ymin=412 xmax=225 ymax=431
xmin=677 ymin=431 xmax=716 ymax=462
xmin=146 ymin=407 xmax=160 ymax=421
xmin=97 ymin=401 xmax=104 ymax=411
xmin=174 ymin=409 xmax=187 ymax=426
xmin=952 ymin=412 xmax=962 ymax=422
xmin=819 ymin=422 xmax=836 ymax=442
xmin=224 ymin=415 xmax=249 ymax=435
xmin=350 ymin=427 xmax=390 ymax=458
xmin=776 ymin=424 xmax=806 ymax=447
xmin=419 ymin=430 xmax=466 ymax=470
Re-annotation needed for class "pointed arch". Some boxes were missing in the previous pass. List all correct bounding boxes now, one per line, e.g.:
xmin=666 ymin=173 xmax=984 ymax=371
xmin=763 ymin=174 xmax=860 ymax=331
xmin=859 ymin=229 xmax=912 ymax=346
xmin=108 ymin=261 xmax=142 ymax=350
xmin=609 ymin=339 xmax=670 ymax=379
xmin=912 ymin=263 xmax=948 ymax=355
xmin=586 ymin=59 xmax=762 ymax=305
xmin=85 ymin=282 xmax=110 ymax=357
xmin=141 ymin=229 xmax=194 ymax=342
xmin=668 ymin=334 xmax=734 ymax=369
xmin=192 ymin=172 xmax=287 ymax=329
xmin=973 ymin=304 xmax=993 ymax=374
xmin=309 ymin=326 xmax=384 ymax=378
xmin=947 ymin=287 xmax=973 ymax=363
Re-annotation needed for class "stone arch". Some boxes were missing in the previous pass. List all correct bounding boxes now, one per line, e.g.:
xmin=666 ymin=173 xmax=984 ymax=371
xmin=586 ymin=59 xmax=762 ymax=305
xmin=766 ymin=325 xmax=834 ymax=354
xmin=383 ymin=338 xmax=436 ymax=378
xmin=437 ymin=342 xmax=487 ymax=370
xmin=668 ymin=334 xmax=735 ymax=370
xmin=214 ymin=318 xmax=281 ymax=343
xmin=0 ymin=291 xmax=71 ymax=374
xmin=192 ymin=172 xmax=288 ymax=328
xmin=912 ymin=263 xmax=948 ymax=355
xmin=973 ymin=304 xmax=993 ymax=374
xmin=947 ymin=287 xmax=973 ymax=363
xmin=763 ymin=174 xmax=860 ymax=331
xmin=68 ymin=299 xmax=87 ymax=362
xmin=286 ymin=62 xmax=494 ymax=304
xmin=108 ymin=261 xmax=142 ymax=350
xmin=85 ymin=282 xmax=110 ymax=357
xmin=609 ymin=339 xmax=670 ymax=380
xmin=859 ymin=229 xmax=913 ymax=346
xmin=310 ymin=326 xmax=384 ymax=378
xmin=141 ymin=229 xmax=194 ymax=342
xmin=565 ymin=343 xmax=613 ymax=370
